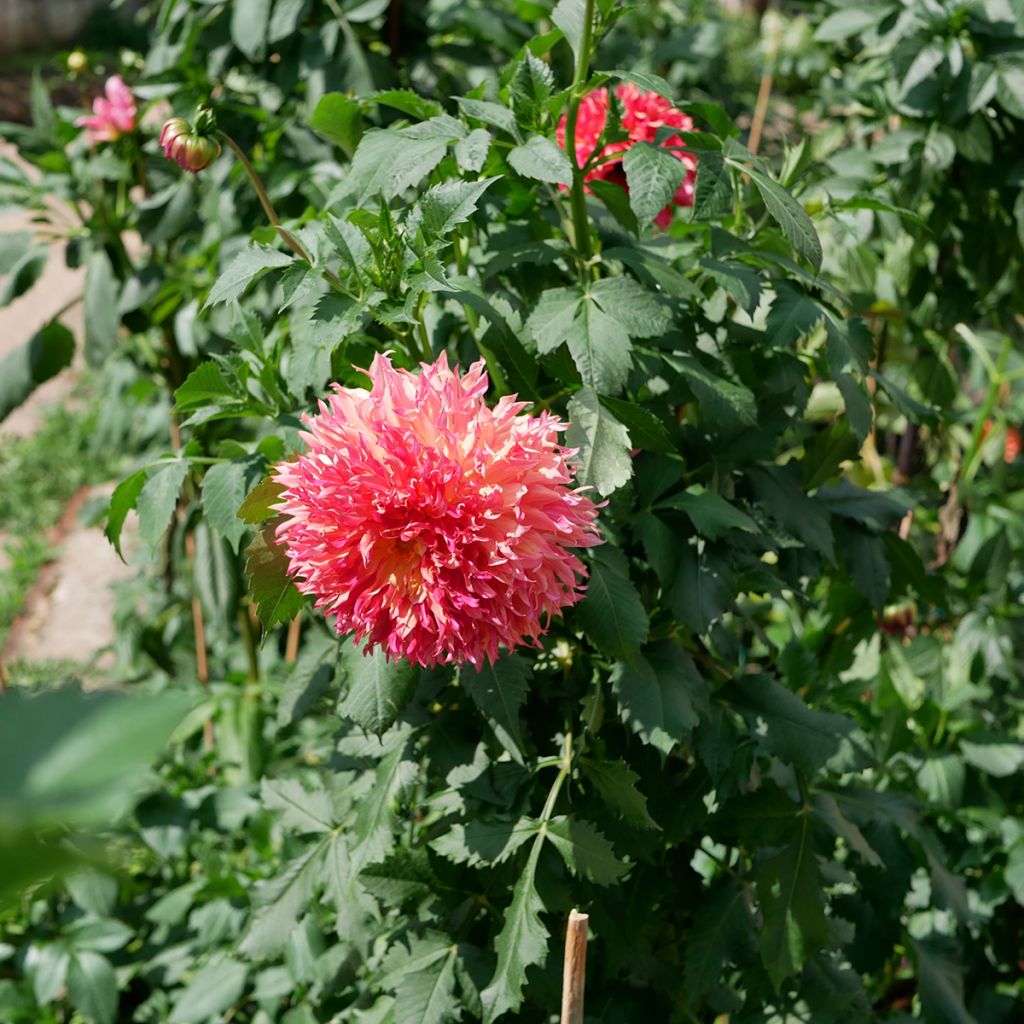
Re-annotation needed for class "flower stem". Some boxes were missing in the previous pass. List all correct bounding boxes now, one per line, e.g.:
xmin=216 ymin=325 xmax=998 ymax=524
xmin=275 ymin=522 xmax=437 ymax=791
xmin=218 ymin=129 xmax=347 ymax=294
xmin=563 ymin=0 xmax=597 ymax=274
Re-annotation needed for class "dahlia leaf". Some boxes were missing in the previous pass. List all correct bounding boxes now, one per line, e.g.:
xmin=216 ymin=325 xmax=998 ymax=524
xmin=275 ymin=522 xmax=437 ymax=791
xmin=567 ymin=301 xmax=634 ymax=394
xmin=174 ymin=361 xmax=236 ymax=412
xmin=622 ymin=141 xmax=689 ymax=226
xmin=309 ymin=92 xmax=363 ymax=157
xmin=454 ymin=128 xmax=491 ymax=173
xmin=526 ymin=286 xmax=583 ymax=354
xmin=667 ymin=352 xmax=757 ymax=433
xmin=351 ymin=735 xmax=418 ymax=868
xmin=230 ymin=0 xmax=270 ymax=61
xmin=201 ymin=455 xmax=266 ymax=553
xmin=546 ymin=816 xmax=629 ymax=885
xmin=667 ymin=544 xmax=735 ymax=634
xmin=348 ymin=129 xmax=449 ymax=203
xmin=725 ymin=153 xmax=822 ymax=271
xmin=693 ymin=151 xmax=732 ymax=219
xmin=580 ymin=758 xmax=658 ymax=829
xmin=598 ymin=69 xmax=677 ymax=106
xmin=656 ymin=486 xmax=759 ymax=540
xmin=322 ymin=833 xmax=378 ymax=941
xmin=245 ymin=520 xmax=306 ymax=630
xmin=431 ymin=817 xmax=540 ymax=866
xmin=610 ymin=640 xmax=705 ymax=756
xmin=278 ymin=631 xmax=339 ymax=726
xmin=261 ymin=777 xmax=336 ymax=834
xmin=460 ymin=654 xmax=531 ymax=763
xmin=589 ymin=277 xmax=672 ymax=338
xmin=766 ymin=283 xmax=826 ymax=347
xmin=67 ymin=951 xmax=117 ymax=1024
xmin=684 ymin=881 xmax=749 ymax=998
xmin=0 ymin=319 xmax=75 ymax=423
xmin=239 ymin=842 xmax=329 ymax=960
xmin=84 ymin=250 xmax=120 ymax=367
xmin=551 ymin=0 xmax=588 ymax=64
xmin=137 ymin=460 xmax=189 ymax=554
xmin=237 ymin=475 xmax=285 ymax=525
xmin=393 ymin=946 xmax=458 ymax=1024
xmin=720 ymin=674 xmax=855 ymax=777
xmin=596 ymin=396 xmax=675 ymax=455
xmin=372 ymin=88 xmax=444 ymax=121
xmin=455 ymin=98 xmax=518 ymax=137
xmin=508 ymin=135 xmax=573 ymax=185
xmin=339 ymin=643 xmax=420 ymax=735
xmin=167 ymin=955 xmax=248 ymax=1024
xmin=578 ymin=551 xmax=649 ymax=660
xmin=206 ymin=243 xmax=292 ymax=308
xmin=480 ymin=843 xmax=548 ymax=1022
xmin=408 ymin=177 xmax=499 ymax=240
xmin=565 ymin=387 xmax=633 ymax=496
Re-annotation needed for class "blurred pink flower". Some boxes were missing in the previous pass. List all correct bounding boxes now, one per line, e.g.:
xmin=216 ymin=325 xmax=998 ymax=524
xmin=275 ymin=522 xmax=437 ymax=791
xmin=273 ymin=353 xmax=601 ymax=668
xmin=76 ymin=75 xmax=137 ymax=144
xmin=557 ymin=83 xmax=697 ymax=227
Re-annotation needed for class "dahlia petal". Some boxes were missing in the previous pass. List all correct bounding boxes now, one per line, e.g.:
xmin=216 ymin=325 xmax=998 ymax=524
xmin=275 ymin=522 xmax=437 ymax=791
xmin=273 ymin=354 xmax=602 ymax=668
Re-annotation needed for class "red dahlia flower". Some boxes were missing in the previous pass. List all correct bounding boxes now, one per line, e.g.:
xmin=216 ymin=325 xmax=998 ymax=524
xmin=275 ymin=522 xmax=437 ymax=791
xmin=557 ymin=83 xmax=697 ymax=227
xmin=272 ymin=353 xmax=602 ymax=668
xmin=76 ymin=75 xmax=136 ymax=144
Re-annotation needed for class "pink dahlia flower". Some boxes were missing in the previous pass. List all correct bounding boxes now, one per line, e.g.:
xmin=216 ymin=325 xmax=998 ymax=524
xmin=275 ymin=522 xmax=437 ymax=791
xmin=273 ymin=353 xmax=602 ymax=668
xmin=557 ymin=83 xmax=697 ymax=227
xmin=76 ymin=75 xmax=137 ymax=144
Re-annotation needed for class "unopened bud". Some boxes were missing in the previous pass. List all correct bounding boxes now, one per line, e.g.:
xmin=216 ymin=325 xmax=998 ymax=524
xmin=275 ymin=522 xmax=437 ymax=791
xmin=67 ymin=50 xmax=88 ymax=75
xmin=159 ymin=115 xmax=221 ymax=173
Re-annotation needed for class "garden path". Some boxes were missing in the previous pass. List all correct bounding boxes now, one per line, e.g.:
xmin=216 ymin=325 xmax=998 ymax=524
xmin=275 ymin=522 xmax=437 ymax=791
xmin=0 ymin=140 xmax=134 ymax=669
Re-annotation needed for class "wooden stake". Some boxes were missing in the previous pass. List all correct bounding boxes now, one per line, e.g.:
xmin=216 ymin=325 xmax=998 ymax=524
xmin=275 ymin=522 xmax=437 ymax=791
xmin=560 ymin=909 xmax=589 ymax=1024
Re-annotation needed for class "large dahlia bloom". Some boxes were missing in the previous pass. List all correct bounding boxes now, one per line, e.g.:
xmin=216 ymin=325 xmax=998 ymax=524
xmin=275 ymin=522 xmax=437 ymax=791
xmin=557 ymin=83 xmax=697 ymax=227
xmin=273 ymin=353 xmax=601 ymax=668
xmin=76 ymin=75 xmax=137 ymax=144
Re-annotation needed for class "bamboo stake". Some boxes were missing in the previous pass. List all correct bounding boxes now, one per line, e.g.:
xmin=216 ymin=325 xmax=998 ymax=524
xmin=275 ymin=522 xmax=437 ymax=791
xmin=560 ymin=909 xmax=589 ymax=1024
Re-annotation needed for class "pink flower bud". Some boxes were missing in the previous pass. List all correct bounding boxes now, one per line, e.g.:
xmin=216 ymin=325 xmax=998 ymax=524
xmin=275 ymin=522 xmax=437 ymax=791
xmin=75 ymin=75 xmax=137 ymax=144
xmin=159 ymin=116 xmax=221 ymax=173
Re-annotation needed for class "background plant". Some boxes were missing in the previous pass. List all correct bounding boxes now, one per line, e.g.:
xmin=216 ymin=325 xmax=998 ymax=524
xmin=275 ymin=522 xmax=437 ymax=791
xmin=1 ymin=1 xmax=1023 ymax=1022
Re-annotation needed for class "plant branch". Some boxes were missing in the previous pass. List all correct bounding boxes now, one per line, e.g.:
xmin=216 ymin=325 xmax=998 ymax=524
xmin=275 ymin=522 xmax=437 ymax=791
xmin=562 ymin=0 xmax=597 ymax=274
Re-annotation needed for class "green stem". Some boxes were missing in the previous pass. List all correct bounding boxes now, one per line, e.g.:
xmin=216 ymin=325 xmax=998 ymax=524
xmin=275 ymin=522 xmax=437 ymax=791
xmin=562 ymin=0 xmax=597 ymax=275
xmin=540 ymin=730 xmax=573 ymax=824
xmin=218 ymin=130 xmax=347 ymax=294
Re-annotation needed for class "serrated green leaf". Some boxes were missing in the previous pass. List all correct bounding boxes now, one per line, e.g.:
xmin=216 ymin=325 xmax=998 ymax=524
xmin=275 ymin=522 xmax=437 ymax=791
xmin=278 ymin=631 xmax=339 ymax=726
xmin=262 ymin=778 xmax=336 ymax=834
xmin=84 ymin=251 xmax=120 ymax=367
xmin=310 ymin=92 xmax=363 ymax=156
xmin=245 ymin=519 xmax=306 ymax=630
xmin=723 ymin=674 xmax=855 ymax=776
xmin=231 ymin=0 xmax=270 ymax=59
xmin=581 ymin=758 xmax=658 ymax=828
xmin=338 ymin=643 xmax=419 ymax=735
xmin=623 ymin=141 xmax=690 ymax=225
xmin=725 ymin=154 xmax=822 ymax=270
xmin=431 ymin=817 xmax=539 ymax=866
xmin=508 ymin=135 xmax=573 ymax=184
xmin=670 ymin=353 xmax=757 ymax=432
xmin=0 ymin=320 xmax=75 ymax=422
xmin=394 ymin=947 xmax=457 ymax=1024
xmin=668 ymin=544 xmax=734 ymax=634
xmin=611 ymin=640 xmax=705 ymax=755
xmin=578 ymin=553 xmax=649 ymax=660
xmin=657 ymin=486 xmax=758 ymax=539
xmin=454 ymin=128 xmax=491 ymax=172
xmin=551 ymin=0 xmax=588 ymax=62
xmin=137 ymin=460 xmax=189 ymax=554
xmin=480 ymin=846 xmax=548 ymax=1022
xmin=351 ymin=737 xmax=417 ymax=868
xmin=207 ymin=244 xmax=293 ymax=307
xmin=750 ymin=464 xmax=835 ymax=562
xmin=565 ymin=386 xmax=633 ymax=496
xmin=684 ymin=882 xmax=748 ymax=997
xmin=409 ymin=177 xmax=498 ymax=240
xmin=767 ymin=284 xmax=825 ymax=347
xmin=67 ymin=951 xmax=117 ymax=1024
xmin=169 ymin=956 xmax=248 ymax=1024
xmin=174 ymin=361 xmax=235 ymax=412
xmin=201 ymin=455 xmax=266 ymax=553
xmin=240 ymin=843 xmax=328 ymax=960
xmin=546 ymin=816 xmax=628 ymax=884
xmin=566 ymin=299 xmax=634 ymax=394
xmin=756 ymin=813 xmax=828 ymax=989
xmin=589 ymin=277 xmax=672 ymax=337
xmin=527 ymin=286 xmax=583 ymax=353
xmin=693 ymin=151 xmax=732 ymax=219
xmin=460 ymin=655 xmax=531 ymax=763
